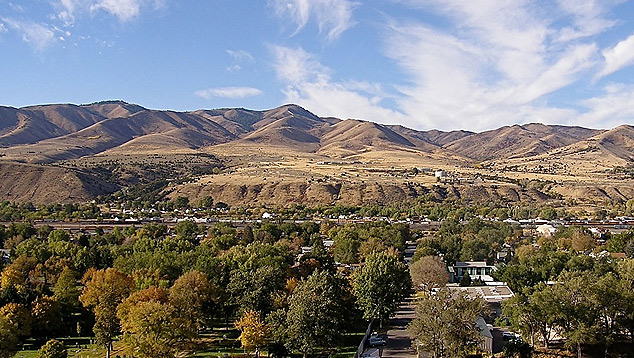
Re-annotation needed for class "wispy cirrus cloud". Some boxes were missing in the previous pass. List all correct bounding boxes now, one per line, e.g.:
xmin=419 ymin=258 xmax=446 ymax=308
xmin=556 ymin=0 xmax=624 ymax=42
xmin=270 ymin=0 xmax=358 ymax=41
xmin=195 ymin=87 xmax=263 ymax=100
xmin=54 ymin=0 xmax=163 ymax=24
xmin=576 ymin=84 xmax=634 ymax=128
xmin=272 ymin=45 xmax=408 ymax=124
xmin=226 ymin=49 xmax=254 ymax=62
xmin=1 ymin=18 xmax=58 ymax=50
xmin=372 ymin=0 xmax=628 ymax=130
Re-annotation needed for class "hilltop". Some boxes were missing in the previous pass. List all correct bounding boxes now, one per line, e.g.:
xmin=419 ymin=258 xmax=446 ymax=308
xmin=0 ymin=101 xmax=633 ymax=206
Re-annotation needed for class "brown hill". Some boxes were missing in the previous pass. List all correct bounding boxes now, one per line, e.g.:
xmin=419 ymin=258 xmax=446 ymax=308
xmin=2 ymin=110 xmax=238 ymax=162
xmin=240 ymin=105 xmax=333 ymax=151
xmin=318 ymin=119 xmax=419 ymax=156
xmin=0 ymin=104 xmax=108 ymax=146
xmin=388 ymin=125 xmax=473 ymax=147
xmin=444 ymin=123 xmax=601 ymax=161
xmin=0 ymin=162 xmax=117 ymax=204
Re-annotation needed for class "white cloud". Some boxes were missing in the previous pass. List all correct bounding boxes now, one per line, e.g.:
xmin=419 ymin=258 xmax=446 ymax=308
xmin=271 ymin=45 xmax=330 ymax=84
xmin=90 ymin=0 xmax=140 ymax=22
xmin=596 ymin=33 xmax=634 ymax=80
xmin=555 ymin=0 xmax=623 ymax=42
xmin=272 ymin=45 xmax=408 ymax=125
xmin=226 ymin=49 xmax=254 ymax=62
xmin=0 ymin=23 xmax=7 ymax=33
xmin=195 ymin=87 xmax=263 ymax=100
xmin=576 ymin=84 xmax=634 ymax=128
xmin=374 ymin=1 xmax=611 ymax=130
xmin=54 ymin=0 xmax=160 ymax=24
xmin=270 ymin=0 xmax=358 ymax=41
xmin=2 ymin=18 xmax=57 ymax=50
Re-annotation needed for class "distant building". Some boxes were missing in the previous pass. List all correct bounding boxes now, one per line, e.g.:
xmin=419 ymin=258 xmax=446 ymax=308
xmin=536 ymin=224 xmax=556 ymax=237
xmin=434 ymin=170 xmax=447 ymax=179
xmin=448 ymin=261 xmax=496 ymax=283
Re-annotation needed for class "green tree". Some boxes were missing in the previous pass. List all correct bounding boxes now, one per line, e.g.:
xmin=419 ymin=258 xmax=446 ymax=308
xmin=503 ymin=285 xmax=557 ymax=348
xmin=333 ymin=231 xmax=360 ymax=264
xmin=79 ymin=268 xmax=134 ymax=358
xmin=172 ymin=196 xmax=189 ymax=209
xmin=53 ymin=267 xmax=79 ymax=308
xmin=409 ymin=289 xmax=486 ymax=358
xmin=352 ymin=251 xmax=411 ymax=326
xmin=197 ymin=196 xmax=214 ymax=209
xmin=284 ymin=270 xmax=349 ymax=358
xmin=37 ymin=339 xmax=67 ymax=358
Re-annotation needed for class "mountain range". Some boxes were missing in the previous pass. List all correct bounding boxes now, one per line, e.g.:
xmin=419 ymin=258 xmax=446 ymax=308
xmin=1 ymin=101 xmax=633 ymax=205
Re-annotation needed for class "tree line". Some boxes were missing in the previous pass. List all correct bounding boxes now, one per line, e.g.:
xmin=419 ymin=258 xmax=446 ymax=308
xmin=0 ymin=220 xmax=412 ymax=358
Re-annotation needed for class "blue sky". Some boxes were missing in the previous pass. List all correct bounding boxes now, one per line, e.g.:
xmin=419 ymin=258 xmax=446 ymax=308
xmin=1 ymin=0 xmax=634 ymax=131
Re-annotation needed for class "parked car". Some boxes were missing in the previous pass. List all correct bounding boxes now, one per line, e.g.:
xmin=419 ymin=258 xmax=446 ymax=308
xmin=368 ymin=336 xmax=386 ymax=347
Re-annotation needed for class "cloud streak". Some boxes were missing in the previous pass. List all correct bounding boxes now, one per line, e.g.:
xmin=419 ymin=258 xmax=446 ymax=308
xmin=597 ymin=33 xmax=634 ymax=80
xmin=270 ymin=0 xmax=358 ymax=41
xmin=372 ymin=0 xmax=627 ymax=130
xmin=54 ymin=0 xmax=161 ymax=23
xmin=2 ymin=18 xmax=57 ymax=50
xmin=195 ymin=87 xmax=263 ymax=100
xmin=272 ymin=45 xmax=408 ymax=125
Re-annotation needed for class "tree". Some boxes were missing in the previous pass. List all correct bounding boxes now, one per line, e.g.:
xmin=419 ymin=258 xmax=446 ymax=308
xmin=503 ymin=285 xmax=557 ymax=348
xmin=169 ymin=270 xmax=216 ymax=330
xmin=284 ymin=270 xmax=349 ymax=358
xmin=460 ymin=272 xmax=472 ymax=287
xmin=37 ymin=339 xmax=67 ymax=358
xmin=408 ymin=289 xmax=487 ymax=358
xmin=0 ymin=315 xmax=19 ymax=358
xmin=1 ymin=255 xmax=36 ymax=293
xmin=31 ymin=296 xmax=62 ymax=338
xmin=550 ymin=271 xmax=598 ymax=358
xmin=116 ymin=285 xmax=195 ymax=358
xmin=53 ymin=267 xmax=79 ymax=309
xmin=235 ymin=310 xmax=269 ymax=357
xmin=0 ymin=303 xmax=32 ymax=337
xmin=197 ymin=195 xmax=214 ymax=209
xmin=410 ymin=256 xmax=448 ymax=292
xmin=79 ymin=268 xmax=134 ymax=358
xmin=352 ymin=251 xmax=411 ymax=326
xmin=332 ymin=230 xmax=360 ymax=264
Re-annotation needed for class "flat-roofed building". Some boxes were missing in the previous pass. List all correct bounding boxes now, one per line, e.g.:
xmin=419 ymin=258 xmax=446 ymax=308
xmin=448 ymin=261 xmax=496 ymax=283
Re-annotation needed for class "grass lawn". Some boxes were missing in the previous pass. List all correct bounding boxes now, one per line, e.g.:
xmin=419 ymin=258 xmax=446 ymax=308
xmin=14 ymin=326 xmax=366 ymax=358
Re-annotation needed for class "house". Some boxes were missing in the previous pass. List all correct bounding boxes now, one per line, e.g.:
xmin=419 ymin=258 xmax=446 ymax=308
xmin=496 ymin=244 xmax=513 ymax=262
xmin=446 ymin=285 xmax=514 ymax=318
xmin=448 ymin=261 xmax=496 ymax=283
xmin=476 ymin=316 xmax=494 ymax=354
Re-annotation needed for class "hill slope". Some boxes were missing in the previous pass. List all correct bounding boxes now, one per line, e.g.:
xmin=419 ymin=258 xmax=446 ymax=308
xmin=444 ymin=123 xmax=602 ymax=161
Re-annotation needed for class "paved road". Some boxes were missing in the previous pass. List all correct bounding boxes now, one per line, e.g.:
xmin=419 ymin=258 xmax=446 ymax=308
xmin=382 ymin=298 xmax=417 ymax=358
xmin=382 ymin=241 xmax=419 ymax=358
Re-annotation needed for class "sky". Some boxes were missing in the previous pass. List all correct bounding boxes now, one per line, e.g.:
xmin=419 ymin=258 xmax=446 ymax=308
xmin=1 ymin=0 xmax=634 ymax=131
